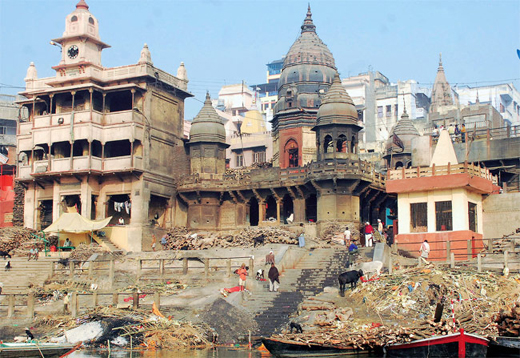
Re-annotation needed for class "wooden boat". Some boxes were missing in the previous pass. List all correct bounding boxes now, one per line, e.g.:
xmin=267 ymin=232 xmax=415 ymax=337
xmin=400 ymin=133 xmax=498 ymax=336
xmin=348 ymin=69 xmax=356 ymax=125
xmin=385 ymin=329 xmax=488 ymax=358
xmin=261 ymin=337 xmax=380 ymax=357
xmin=0 ymin=342 xmax=80 ymax=358
xmin=488 ymin=336 xmax=520 ymax=357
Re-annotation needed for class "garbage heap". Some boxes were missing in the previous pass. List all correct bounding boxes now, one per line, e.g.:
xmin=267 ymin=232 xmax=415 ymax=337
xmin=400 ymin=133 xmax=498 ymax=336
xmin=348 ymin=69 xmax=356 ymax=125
xmin=163 ymin=226 xmax=298 ymax=250
xmin=273 ymin=265 xmax=520 ymax=350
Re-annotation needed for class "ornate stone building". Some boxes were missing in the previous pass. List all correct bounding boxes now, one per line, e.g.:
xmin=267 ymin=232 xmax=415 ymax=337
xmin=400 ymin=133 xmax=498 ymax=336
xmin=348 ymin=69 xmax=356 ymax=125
xmin=16 ymin=1 xmax=191 ymax=251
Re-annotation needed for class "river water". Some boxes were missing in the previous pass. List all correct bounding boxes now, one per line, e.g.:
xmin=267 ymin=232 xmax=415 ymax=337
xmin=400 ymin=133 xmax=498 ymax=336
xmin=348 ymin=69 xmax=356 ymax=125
xmin=69 ymin=347 xmax=273 ymax=358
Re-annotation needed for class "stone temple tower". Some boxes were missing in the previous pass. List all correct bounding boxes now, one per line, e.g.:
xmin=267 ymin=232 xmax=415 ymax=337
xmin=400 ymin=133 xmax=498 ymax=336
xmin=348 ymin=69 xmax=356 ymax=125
xmin=271 ymin=5 xmax=337 ymax=169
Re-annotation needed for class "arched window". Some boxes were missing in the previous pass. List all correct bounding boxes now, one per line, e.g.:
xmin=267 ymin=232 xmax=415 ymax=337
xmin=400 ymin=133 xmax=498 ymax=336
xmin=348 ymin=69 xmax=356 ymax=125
xmin=337 ymin=134 xmax=347 ymax=153
xmin=324 ymin=135 xmax=333 ymax=153
xmin=285 ymin=139 xmax=299 ymax=168
xmin=71 ymin=15 xmax=78 ymax=22
xmin=351 ymin=135 xmax=356 ymax=154
xmin=395 ymin=161 xmax=403 ymax=169
xmin=88 ymin=17 xmax=95 ymax=25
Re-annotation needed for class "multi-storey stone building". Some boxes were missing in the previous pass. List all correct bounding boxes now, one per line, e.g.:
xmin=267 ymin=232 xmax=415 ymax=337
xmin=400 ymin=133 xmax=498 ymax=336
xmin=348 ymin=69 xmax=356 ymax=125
xmin=16 ymin=1 xmax=191 ymax=250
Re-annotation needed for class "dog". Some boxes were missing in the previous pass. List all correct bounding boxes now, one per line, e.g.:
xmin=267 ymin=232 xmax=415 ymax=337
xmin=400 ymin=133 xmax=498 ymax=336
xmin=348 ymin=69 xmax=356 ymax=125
xmin=289 ymin=322 xmax=303 ymax=333
xmin=253 ymin=234 xmax=265 ymax=248
xmin=0 ymin=251 xmax=11 ymax=260
xmin=256 ymin=269 xmax=265 ymax=280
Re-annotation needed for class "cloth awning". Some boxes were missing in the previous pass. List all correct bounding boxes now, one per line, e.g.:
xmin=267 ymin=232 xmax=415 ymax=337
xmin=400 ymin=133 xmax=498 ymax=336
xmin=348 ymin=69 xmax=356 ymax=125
xmin=43 ymin=213 xmax=112 ymax=234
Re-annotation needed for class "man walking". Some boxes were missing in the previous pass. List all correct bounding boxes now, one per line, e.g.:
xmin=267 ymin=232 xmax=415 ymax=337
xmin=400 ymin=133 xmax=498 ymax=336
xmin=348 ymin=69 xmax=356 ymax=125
xmin=268 ymin=263 xmax=280 ymax=292
xmin=364 ymin=222 xmax=374 ymax=247
xmin=344 ymin=227 xmax=351 ymax=248
xmin=419 ymin=240 xmax=430 ymax=264
xmin=265 ymin=250 xmax=275 ymax=265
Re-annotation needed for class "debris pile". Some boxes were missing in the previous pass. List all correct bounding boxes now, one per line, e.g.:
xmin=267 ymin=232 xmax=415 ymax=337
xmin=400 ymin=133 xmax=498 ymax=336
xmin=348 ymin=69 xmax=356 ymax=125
xmin=121 ymin=280 xmax=188 ymax=294
xmin=69 ymin=243 xmax=113 ymax=261
xmin=163 ymin=227 xmax=298 ymax=250
xmin=0 ymin=227 xmax=40 ymax=255
xmin=320 ymin=221 xmax=360 ymax=244
xmin=274 ymin=265 xmax=520 ymax=350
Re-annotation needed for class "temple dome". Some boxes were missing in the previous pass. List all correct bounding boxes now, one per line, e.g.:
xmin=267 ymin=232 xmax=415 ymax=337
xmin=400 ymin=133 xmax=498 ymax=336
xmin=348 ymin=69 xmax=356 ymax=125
xmin=317 ymin=73 xmax=358 ymax=125
xmin=386 ymin=107 xmax=420 ymax=154
xmin=189 ymin=93 xmax=226 ymax=144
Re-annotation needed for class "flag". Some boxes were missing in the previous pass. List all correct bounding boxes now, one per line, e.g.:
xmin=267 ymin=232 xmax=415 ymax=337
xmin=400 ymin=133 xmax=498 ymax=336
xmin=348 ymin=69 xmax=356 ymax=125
xmin=393 ymin=133 xmax=405 ymax=151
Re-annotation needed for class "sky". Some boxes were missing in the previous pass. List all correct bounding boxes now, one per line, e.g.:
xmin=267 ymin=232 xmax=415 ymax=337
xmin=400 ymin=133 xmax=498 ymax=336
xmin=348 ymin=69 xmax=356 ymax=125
xmin=1 ymin=0 xmax=519 ymax=120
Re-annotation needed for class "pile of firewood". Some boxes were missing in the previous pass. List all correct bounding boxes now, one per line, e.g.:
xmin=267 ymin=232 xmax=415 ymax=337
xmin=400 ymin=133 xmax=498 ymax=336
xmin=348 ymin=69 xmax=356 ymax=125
xmin=163 ymin=227 xmax=298 ymax=250
xmin=494 ymin=301 xmax=520 ymax=336
xmin=320 ymin=221 xmax=361 ymax=244
xmin=0 ymin=227 xmax=39 ymax=255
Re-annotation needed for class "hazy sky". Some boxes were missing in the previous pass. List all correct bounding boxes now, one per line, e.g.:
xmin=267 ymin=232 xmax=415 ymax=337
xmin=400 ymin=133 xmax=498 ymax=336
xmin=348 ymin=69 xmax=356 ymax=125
xmin=1 ymin=0 xmax=519 ymax=120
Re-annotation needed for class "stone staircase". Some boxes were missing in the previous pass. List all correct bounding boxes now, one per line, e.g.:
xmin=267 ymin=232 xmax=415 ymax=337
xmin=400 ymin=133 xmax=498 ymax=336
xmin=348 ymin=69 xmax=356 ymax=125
xmin=92 ymin=234 xmax=124 ymax=253
xmin=247 ymin=247 xmax=359 ymax=338
xmin=0 ymin=256 xmax=54 ymax=294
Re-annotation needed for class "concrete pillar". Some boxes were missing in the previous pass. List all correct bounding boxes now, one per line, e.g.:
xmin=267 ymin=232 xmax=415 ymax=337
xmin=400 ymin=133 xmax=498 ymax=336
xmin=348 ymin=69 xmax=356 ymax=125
xmin=446 ymin=241 xmax=451 ymax=263
xmin=467 ymin=239 xmax=472 ymax=260
xmin=154 ymin=292 xmax=160 ymax=309
xmin=249 ymin=257 xmax=254 ymax=275
xmin=71 ymin=292 xmax=78 ymax=318
xmin=49 ymin=261 xmax=55 ymax=278
xmin=276 ymin=200 xmax=281 ymax=224
xmin=132 ymin=292 xmax=139 ymax=309
xmin=69 ymin=260 xmax=75 ymax=279
xmin=204 ymin=258 xmax=210 ymax=277
xmin=88 ymin=261 xmax=93 ymax=277
xmin=477 ymin=254 xmax=482 ymax=273
xmin=26 ymin=293 xmax=35 ymax=319
xmin=7 ymin=294 xmax=15 ymax=318
xmin=159 ymin=259 xmax=165 ymax=277
xmin=388 ymin=256 xmax=393 ymax=275
xmin=92 ymin=292 xmax=98 ymax=307
xmin=258 ymin=200 xmax=265 ymax=223
xmin=293 ymin=198 xmax=305 ymax=223
xmin=137 ymin=260 xmax=142 ymax=280
xmin=109 ymin=259 xmax=115 ymax=289
xmin=112 ymin=293 xmax=118 ymax=306
xmin=227 ymin=259 xmax=231 ymax=277
xmin=450 ymin=253 xmax=455 ymax=268
xmin=182 ymin=258 xmax=188 ymax=275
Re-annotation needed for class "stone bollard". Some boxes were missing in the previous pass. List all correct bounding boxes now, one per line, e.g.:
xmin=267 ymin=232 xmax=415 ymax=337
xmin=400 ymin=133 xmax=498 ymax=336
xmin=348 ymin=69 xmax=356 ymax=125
xmin=112 ymin=293 xmax=118 ymax=306
xmin=109 ymin=259 xmax=115 ymax=289
xmin=226 ymin=259 xmax=231 ymax=278
xmin=446 ymin=241 xmax=451 ymax=263
xmin=450 ymin=252 xmax=455 ymax=268
xmin=26 ymin=293 xmax=35 ymax=319
xmin=204 ymin=258 xmax=210 ymax=277
xmin=71 ymin=292 xmax=78 ymax=318
xmin=137 ymin=260 xmax=142 ymax=281
xmin=182 ymin=258 xmax=188 ymax=275
xmin=477 ymin=254 xmax=482 ymax=273
xmin=7 ymin=294 xmax=15 ymax=318
xmin=159 ymin=259 xmax=165 ymax=277
xmin=92 ymin=292 xmax=98 ymax=307
xmin=132 ymin=292 xmax=139 ymax=310
xmin=49 ymin=261 xmax=55 ymax=279
xmin=69 ymin=260 xmax=75 ymax=279
xmin=154 ymin=292 xmax=160 ymax=309
xmin=388 ymin=256 xmax=393 ymax=275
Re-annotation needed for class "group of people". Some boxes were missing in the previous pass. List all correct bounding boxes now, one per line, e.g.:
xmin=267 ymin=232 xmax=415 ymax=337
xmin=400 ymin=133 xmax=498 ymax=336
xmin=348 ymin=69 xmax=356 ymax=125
xmin=432 ymin=123 xmax=466 ymax=143
xmin=344 ymin=220 xmax=394 ymax=249
xmin=28 ymin=246 xmax=39 ymax=261
xmin=235 ymin=250 xmax=280 ymax=293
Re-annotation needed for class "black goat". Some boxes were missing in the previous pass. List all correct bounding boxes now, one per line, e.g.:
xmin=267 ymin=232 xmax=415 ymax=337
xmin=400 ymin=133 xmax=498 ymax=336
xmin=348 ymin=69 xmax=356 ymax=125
xmin=0 ymin=250 xmax=11 ymax=259
xmin=253 ymin=234 xmax=265 ymax=247
xmin=289 ymin=322 xmax=303 ymax=333
xmin=338 ymin=269 xmax=364 ymax=296
xmin=57 ymin=258 xmax=69 ymax=268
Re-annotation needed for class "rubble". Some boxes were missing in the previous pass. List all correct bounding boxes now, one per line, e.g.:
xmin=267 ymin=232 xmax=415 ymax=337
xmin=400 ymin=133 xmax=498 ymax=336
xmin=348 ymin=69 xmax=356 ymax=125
xmin=273 ymin=264 xmax=520 ymax=350
xmin=69 ymin=243 xmax=118 ymax=261
xmin=0 ymin=227 xmax=40 ymax=256
xmin=163 ymin=226 xmax=298 ymax=250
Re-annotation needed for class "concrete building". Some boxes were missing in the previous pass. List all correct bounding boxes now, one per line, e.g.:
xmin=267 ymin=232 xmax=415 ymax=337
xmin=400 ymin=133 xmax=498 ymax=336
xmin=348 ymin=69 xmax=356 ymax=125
xmin=16 ymin=0 xmax=192 ymax=251
xmin=0 ymin=94 xmax=18 ymax=227
xmin=251 ymin=58 xmax=284 ymax=123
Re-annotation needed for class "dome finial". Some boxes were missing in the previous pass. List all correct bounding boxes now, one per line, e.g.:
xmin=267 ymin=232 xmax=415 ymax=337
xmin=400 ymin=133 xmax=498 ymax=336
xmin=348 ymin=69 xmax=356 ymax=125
xmin=205 ymin=92 xmax=211 ymax=103
xmin=439 ymin=52 xmax=443 ymax=69
xmin=177 ymin=62 xmax=188 ymax=81
xmin=402 ymin=92 xmax=407 ymax=115
xmin=301 ymin=4 xmax=316 ymax=33
xmin=138 ymin=43 xmax=153 ymax=65
xmin=76 ymin=0 xmax=89 ymax=10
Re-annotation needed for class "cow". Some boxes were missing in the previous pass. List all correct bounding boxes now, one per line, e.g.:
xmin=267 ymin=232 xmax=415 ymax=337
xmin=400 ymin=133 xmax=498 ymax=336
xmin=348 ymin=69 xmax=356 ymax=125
xmin=338 ymin=269 xmax=364 ymax=296
xmin=0 ymin=251 xmax=11 ymax=260
xmin=357 ymin=261 xmax=383 ymax=278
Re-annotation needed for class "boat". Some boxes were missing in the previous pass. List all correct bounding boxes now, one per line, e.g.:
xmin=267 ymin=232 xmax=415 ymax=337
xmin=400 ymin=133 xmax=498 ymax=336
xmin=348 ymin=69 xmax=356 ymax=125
xmin=0 ymin=342 xmax=80 ymax=358
xmin=262 ymin=337 xmax=381 ymax=357
xmin=488 ymin=336 xmax=520 ymax=357
xmin=385 ymin=329 xmax=488 ymax=358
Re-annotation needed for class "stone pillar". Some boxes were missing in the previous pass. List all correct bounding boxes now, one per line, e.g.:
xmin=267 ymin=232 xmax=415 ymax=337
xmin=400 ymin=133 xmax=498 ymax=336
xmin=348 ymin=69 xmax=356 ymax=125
xmin=477 ymin=254 xmax=482 ymax=273
xmin=69 ymin=260 xmax=75 ymax=279
xmin=182 ymin=258 xmax=188 ymax=275
xmin=258 ymin=200 xmax=265 ymax=223
xmin=71 ymin=292 xmax=78 ymax=318
xmin=132 ymin=292 xmax=139 ymax=310
xmin=204 ymin=258 xmax=210 ymax=277
xmin=137 ymin=260 xmax=142 ymax=280
xmin=159 ymin=259 xmax=165 ymax=277
xmin=293 ymin=198 xmax=305 ymax=223
xmin=92 ymin=292 xmax=98 ymax=307
xmin=276 ymin=200 xmax=281 ymax=224
xmin=109 ymin=259 xmax=115 ymax=289
xmin=7 ymin=295 xmax=15 ymax=318
xmin=27 ymin=293 xmax=35 ymax=319
xmin=154 ymin=292 xmax=160 ymax=309
xmin=112 ymin=293 xmax=118 ymax=306
xmin=227 ymin=259 xmax=231 ymax=277
xmin=446 ymin=241 xmax=451 ymax=263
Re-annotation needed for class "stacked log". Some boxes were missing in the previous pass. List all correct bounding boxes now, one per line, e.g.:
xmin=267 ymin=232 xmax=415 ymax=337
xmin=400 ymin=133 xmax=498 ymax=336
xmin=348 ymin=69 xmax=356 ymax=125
xmin=163 ymin=227 xmax=298 ymax=250
xmin=320 ymin=221 xmax=361 ymax=244
xmin=494 ymin=301 xmax=520 ymax=336
xmin=0 ymin=227 xmax=39 ymax=255
xmin=12 ymin=181 xmax=25 ymax=227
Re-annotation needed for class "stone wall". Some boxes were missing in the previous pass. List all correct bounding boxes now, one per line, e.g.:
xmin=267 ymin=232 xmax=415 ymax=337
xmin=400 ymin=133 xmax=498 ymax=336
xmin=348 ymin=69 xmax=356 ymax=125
xmin=482 ymin=192 xmax=520 ymax=239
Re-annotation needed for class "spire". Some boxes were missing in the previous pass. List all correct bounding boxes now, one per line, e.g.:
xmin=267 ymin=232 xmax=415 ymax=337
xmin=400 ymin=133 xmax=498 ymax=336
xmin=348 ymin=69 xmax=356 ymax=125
xmin=402 ymin=93 xmax=408 ymax=118
xmin=138 ymin=43 xmax=153 ymax=65
xmin=177 ymin=62 xmax=188 ymax=81
xmin=25 ymin=62 xmax=37 ymax=81
xmin=430 ymin=52 xmax=453 ymax=112
xmin=476 ymin=90 xmax=480 ymax=104
xmin=439 ymin=53 xmax=443 ymax=69
xmin=301 ymin=4 xmax=316 ymax=33
xmin=75 ymin=0 xmax=89 ymax=10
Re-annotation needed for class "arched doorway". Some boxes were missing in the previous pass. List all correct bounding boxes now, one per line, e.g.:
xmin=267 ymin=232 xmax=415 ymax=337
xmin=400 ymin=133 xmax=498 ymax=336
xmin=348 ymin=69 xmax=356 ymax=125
xmin=282 ymin=194 xmax=293 ymax=224
xmin=284 ymin=139 xmax=299 ymax=168
xmin=305 ymin=194 xmax=317 ymax=223
xmin=337 ymin=134 xmax=347 ymax=153
xmin=265 ymin=196 xmax=277 ymax=221
xmin=324 ymin=135 xmax=333 ymax=153
xmin=248 ymin=197 xmax=259 ymax=226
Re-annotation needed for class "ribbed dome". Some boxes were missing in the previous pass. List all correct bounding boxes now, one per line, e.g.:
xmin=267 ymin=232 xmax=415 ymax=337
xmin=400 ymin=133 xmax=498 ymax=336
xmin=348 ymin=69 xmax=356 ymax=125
xmin=386 ymin=108 xmax=420 ymax=153
xmin=317 ymin=73 xmax=358 ymax=125
xmin=283 ymin=5 xmax=336 ymax=71
xmin=189 ymin=93 xmax=226 ymax=144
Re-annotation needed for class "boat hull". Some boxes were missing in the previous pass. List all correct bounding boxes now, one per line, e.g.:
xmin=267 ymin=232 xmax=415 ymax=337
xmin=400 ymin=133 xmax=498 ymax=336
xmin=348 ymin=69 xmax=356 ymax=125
xmin=262 ymin=338 xmax=378 ymax=357
xmin=386 ymin=330 xmax=488 ymax=358
xmin=488 ymin=337 xmax=520 ymax=357
xmin=0 ymin=343 xmax=78 ymax=358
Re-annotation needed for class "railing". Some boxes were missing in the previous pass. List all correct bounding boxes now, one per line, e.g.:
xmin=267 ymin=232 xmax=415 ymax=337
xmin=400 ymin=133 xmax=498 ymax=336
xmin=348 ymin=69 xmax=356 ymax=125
xmin=428 ymin=125 xmax=520 ymax=143
xmin=387 ymin=162 xmax=497 ymax=184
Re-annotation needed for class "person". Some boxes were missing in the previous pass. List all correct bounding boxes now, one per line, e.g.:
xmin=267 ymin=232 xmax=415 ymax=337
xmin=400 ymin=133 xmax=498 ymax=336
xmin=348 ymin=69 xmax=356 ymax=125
xmin=348 ymin=242 xmax=358 ymax=253
xmin=118 ymin=217 xmax=125 ymax=225
xmin=386 ymin=226 xmax=394 ymax=247
xmin=419 ymin=239 xmax=430 ymax=264
xmin=344 ymin=227 xmax=351 ymax=248
xmin=461 ymin=123 xmax=466 ymax=143
xmin=265 ymin=250 xmax=275 ymax=265
xmin=63 ymin=291 xmax=70 ymax=314
xmin=64 ymin=238 xmax=72 ymax=247
xmin=28 ymin=247 xmax=35 ymax=261
xmin=50 ymin=245 xmax=57 ymax=252
xmin=454 ymin=124 xmax=461 ymax=142
xmin=33 ymin=246 xmax=39 ymax=261
xmin=286 ymin=213 xmax=294 ymax=225
xmin=432 ymin=125 xmax=439 ymax=137
xmin=298 ymin=232 xmax=305 ymax=248
xmin=377 ymin=219 xmax=383 ymax=235
xmin=237 ymin=263 xmax=248 ymax=291
xmin=5 ymin=261 xmax=11 ymax=271
xmin=151 ymin=235 xmax=156 ymax=251
xmin=364 ymin=222 xmax=374 ymax=247
xmin=160 ymin=235 xmax=167 ymax=250
xmin=268 ymin=263 xmax=280 ymax=292
xmin=448 ymin=124 xmax=455 ymax=140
